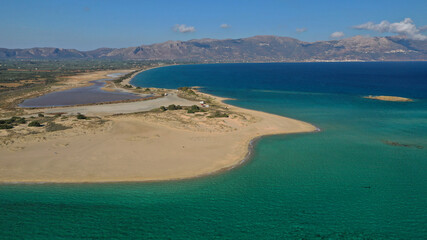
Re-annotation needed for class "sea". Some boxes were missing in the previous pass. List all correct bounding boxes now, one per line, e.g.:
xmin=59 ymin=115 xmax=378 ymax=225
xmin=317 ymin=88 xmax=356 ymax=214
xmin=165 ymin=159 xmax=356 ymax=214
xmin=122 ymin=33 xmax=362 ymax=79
xmin=1 ymin=62 xmax=426 ymax=239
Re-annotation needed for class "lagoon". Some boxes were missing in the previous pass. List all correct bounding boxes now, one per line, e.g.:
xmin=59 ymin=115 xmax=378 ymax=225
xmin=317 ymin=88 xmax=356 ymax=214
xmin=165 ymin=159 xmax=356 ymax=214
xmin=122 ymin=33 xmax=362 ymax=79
xmin=19 ymin=77 xmax=142 ymax=108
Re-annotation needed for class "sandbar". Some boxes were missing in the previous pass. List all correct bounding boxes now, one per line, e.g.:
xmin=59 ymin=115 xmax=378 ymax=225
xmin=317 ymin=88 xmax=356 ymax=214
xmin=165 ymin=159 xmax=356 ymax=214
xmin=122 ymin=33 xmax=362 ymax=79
xmin=364 ymin=95 xmax=413 ymax=102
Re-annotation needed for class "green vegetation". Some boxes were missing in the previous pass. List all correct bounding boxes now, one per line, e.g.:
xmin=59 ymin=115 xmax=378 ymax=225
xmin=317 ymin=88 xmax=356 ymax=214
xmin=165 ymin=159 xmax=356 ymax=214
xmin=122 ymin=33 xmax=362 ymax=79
xmin=76 ymin=113 xmax=87 ymax=119
xmin=11 ymin=116 xmax=27 ymax=124
xmin=187 ymin=105 xmax=205 ymax=114
xmin=28 ymin=121 xmax=42 ymax=127
xmin=159 ymin=104 xmax=183 ymax=111
xmin=46 ymin=122 xmax=71 ymax=132
xmin=38 ymin=113 xmax=44 ymax=117
xmin=167 ymin=104 xmax=182 ymax=110
xmin=0 ymin=123 xmax=13 ymax=129
xmin=113 ymin=71 xmax=137 ymax=84
xmin=178 ymin=86 xmax=197 ymax=95
xmin=123 ymin=84 xmax=133 ymax=88
xmin=0 ymin=116 xmax=27 ymax=129
xmin=208 ymin=111 xmax=229 ymax=118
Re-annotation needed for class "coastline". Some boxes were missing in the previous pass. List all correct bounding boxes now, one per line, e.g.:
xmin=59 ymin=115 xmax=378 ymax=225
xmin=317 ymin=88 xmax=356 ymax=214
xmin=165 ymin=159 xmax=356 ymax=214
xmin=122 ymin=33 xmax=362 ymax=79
xmin=120 ymin=64 xmax=174 ymax=87
xmin=0 ymin=68 xmax=317 ymax=184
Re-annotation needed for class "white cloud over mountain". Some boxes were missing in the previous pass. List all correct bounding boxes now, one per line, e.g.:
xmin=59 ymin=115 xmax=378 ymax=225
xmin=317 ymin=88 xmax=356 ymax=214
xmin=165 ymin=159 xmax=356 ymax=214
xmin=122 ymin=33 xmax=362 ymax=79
xmin=354 ymin=18 xmax=426 ymax=40
xmin=330 ymin=31 xmax=345 ymax=38
xmin=173 ymin=24 xmax=196 ymax=33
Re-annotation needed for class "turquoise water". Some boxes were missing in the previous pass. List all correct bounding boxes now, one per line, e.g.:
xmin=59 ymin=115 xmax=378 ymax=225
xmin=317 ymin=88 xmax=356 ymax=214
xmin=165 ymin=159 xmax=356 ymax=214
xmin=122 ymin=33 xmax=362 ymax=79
xmin=1 ymin=63 xmax=426 ymax=239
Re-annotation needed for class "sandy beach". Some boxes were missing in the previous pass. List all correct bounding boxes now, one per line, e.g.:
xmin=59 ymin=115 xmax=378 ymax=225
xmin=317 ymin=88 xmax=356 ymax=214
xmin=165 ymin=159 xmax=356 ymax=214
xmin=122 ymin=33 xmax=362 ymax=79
xmin=363 ymin=95 xmax=413 ymax=102
xmin=0 ymin=69 xmax=317 ymax=183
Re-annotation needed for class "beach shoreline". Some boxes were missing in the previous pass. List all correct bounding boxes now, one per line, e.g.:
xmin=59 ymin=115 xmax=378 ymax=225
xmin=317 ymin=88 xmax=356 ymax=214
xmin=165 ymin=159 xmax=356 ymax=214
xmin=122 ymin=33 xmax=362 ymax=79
xmin=0 ymin=68 xmax=317 ymax=184
xmin=120 ymin=64 xmax=175 ymax=87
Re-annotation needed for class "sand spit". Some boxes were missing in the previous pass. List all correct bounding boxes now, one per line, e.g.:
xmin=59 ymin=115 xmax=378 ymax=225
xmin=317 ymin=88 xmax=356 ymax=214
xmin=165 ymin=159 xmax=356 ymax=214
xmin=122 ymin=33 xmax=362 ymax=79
xmin=0 ymin=96 xmax=316 ymax=183
xmin=0 ymin=68 xmax=317 ymax=183
xmin=364 ymin=95 xmax=413 ymax=102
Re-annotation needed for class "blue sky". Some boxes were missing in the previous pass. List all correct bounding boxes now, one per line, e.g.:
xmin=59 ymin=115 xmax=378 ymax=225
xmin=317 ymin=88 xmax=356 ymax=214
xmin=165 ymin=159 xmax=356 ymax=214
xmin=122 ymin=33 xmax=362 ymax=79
xmin=1 ymin=0 xmax=426 ymax=50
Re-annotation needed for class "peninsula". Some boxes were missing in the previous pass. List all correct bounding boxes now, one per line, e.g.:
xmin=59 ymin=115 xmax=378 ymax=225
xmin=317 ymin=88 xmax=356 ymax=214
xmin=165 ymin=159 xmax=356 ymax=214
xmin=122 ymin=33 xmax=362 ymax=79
xmin=0 ymin=67 xmax=316 ymax=183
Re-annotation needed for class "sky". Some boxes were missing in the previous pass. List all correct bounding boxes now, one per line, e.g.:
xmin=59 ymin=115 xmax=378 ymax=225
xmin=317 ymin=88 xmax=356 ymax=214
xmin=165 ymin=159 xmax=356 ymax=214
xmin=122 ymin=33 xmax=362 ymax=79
xmin=0 ymin=0 xmax=426 ymax=50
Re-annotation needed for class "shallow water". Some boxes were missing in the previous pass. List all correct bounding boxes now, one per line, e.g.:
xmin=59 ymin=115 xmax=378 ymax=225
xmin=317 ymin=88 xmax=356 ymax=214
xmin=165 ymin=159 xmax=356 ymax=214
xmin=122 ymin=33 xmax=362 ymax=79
xmin=19 ymin=78 xmax=141 ymax=108
xmin=1 ymin=63 xmax=426 ymax=239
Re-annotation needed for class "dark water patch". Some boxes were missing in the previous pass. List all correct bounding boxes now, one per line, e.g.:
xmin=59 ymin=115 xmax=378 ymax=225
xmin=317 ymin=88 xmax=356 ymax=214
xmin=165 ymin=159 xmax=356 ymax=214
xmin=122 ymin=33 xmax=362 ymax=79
xmin=382 ymin=140 xmax=424 ymax=149
xmin=19 ymin=79 xmax=142 ymax=108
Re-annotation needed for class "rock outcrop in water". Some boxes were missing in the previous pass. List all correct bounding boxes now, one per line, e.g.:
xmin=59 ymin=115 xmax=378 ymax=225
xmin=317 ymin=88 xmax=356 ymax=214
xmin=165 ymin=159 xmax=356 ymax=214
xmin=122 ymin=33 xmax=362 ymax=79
xmin=1 ymin=35 xmax=426 ymax=62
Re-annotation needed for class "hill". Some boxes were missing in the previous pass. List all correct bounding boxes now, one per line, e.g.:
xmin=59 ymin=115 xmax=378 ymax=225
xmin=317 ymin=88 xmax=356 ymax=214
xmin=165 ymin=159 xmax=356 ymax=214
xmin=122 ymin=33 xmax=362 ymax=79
xmin=1 ymin=35 xmax=426 ymax=62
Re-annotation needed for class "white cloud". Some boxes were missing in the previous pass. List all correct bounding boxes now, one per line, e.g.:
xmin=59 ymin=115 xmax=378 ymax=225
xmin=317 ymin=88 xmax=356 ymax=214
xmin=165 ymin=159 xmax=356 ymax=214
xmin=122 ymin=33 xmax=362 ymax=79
xmin=353 ymin=18 xmax=427 ymax=40
xmin=173 ymin=24 xmax=196 ymax=33
xmin=419 ymin=25 xmax=427 ymax=32
xmin=330 ymin=31 xmax=345 ymax=38
xmin=296 ymin=28 xmax=307 ymax=33
xmin=220 ymin=24 xmax=230 ymax=29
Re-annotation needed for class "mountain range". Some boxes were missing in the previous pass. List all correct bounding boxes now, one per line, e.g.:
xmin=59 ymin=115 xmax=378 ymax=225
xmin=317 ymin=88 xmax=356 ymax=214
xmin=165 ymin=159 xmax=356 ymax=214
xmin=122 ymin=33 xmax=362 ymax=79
xmin=1 ymin=35 xmax=426 ymax=62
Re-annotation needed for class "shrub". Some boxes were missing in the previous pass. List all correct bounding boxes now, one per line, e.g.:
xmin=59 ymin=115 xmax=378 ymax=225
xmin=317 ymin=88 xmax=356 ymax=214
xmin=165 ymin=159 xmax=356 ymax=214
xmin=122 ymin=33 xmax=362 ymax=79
xmin=167 ymin=104 xmax=177 ymax=110
xmin=145 ymin=88 xmax=150 ymax=91
xmin=167 ymin=104 xmax=182 ymax=110
xmin=178 ymin=86 xmax=196 ymax=95
xmin=123 ymin=84 xmax=133 ymax=88
xmin=10 ymin=116 xmax=20 ymax=121
xmin=15 ymin=117 xmax=27 ymax=124
xmin=187 ymin=105 xmax=205 ymax=113
xmin=209 ymin=111 xmax=229 ymax=118
xmin=46 ymin=122 xmax=71 ymax=132
xmin=0 ymin=124 xmax=13 ymax=129
xmin=38 ymin=113 xmax=44 ymax=117
xmin=136 ymin=87 xmax=141 ymax=89
xmin=77 ymin=113 xmax=87 ymax=119
xmin=0 ymin=117 xmax=26 ymax=125
xmin=190 ymin=105 xmax=200 ymax=111
xmin=28 ymin=121 xmax=42 ymax=127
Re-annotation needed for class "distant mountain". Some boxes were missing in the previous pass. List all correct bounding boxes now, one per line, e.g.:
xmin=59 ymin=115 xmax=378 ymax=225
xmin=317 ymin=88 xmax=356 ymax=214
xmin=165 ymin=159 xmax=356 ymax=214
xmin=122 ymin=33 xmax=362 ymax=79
xmin=1 ymin=35 xmax=426 ymax=62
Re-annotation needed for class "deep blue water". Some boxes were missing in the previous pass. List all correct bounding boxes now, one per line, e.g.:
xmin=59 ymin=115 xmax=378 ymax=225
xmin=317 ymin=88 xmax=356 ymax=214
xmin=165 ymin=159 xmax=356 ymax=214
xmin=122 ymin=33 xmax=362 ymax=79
xmin=131 ymin=62 xmax=427 ymax=99
xmin=1 ymin=62 xmax=426 ymax=239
